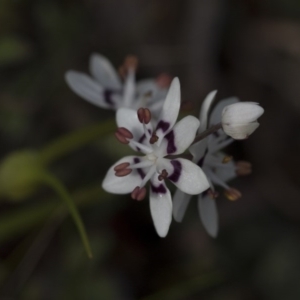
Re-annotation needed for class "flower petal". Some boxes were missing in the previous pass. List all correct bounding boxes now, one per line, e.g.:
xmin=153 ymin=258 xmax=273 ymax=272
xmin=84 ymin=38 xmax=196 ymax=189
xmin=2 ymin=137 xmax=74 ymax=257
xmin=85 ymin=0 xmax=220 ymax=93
xmin=222 ymin=102 xmax=264 ymax=124
xmin=155 ymin=77 xmax=181 ymax=145
xmin=209 ymin=97 xmax=239 ymax=126
xmin=150 ymin=176 xmax=172 ymax=237
xmin=172 ymin=189 xmax=192 ymax=222
xmin=123 ymin=70 xmax=136 ymax=108
xmin=161 ymin=158 xmax=210 ymax=195
xmin=199 ymin=90 xmax=217 ymax=133
xmin=159 ymin=116 xmax=200 ymax=155
xmin=223 ymin=122 xmax=260 ymax=140
xmin=198 ymin=194 xmax=218 ymax=238
xmin=189 ymin=139 xmax=208 ymax=164
xmin=102 ymin=156 xmax=143 ymax=194
xmin=65 ymin=71 xmax=115 ymax=108
xmin=89 ymin=53 xmax=122 ymax=89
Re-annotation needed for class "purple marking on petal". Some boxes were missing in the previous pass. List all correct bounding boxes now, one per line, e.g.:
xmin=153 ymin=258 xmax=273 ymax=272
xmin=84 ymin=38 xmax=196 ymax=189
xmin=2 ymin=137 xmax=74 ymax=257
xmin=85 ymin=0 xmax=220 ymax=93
xmin=151 ymin=183 xmax=167 ymax=194
xmin=103 ymin=89 xmax=122 ymax=107
xmin=197 ymin=148 xmax=208 ymax=167
xmin=133 ymin=157 xmax=145 ymax=179
xmin=164 ymin=130 xmax=176 ymax=154
xmin=138 ymin=134 xmax=146 ymax=144
xmin=156 ymin=120 xmax=170 ymax=133
xmin=168 ymin=160 xmax=182 ymax=183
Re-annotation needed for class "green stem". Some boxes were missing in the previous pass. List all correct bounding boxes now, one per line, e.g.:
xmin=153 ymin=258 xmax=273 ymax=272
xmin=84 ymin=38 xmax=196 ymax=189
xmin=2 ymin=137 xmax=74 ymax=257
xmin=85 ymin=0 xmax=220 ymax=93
xmin=39 ymin=119 xmax=116 ymax=165
xmin=40 ymin=172 xmax=93 ymax=258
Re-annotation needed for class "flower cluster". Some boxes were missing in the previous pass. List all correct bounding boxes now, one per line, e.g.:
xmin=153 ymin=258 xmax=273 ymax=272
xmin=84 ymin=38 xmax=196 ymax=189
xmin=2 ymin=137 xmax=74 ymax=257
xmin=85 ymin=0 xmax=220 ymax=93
xmin=66 ymin=54 xmax=264 ymax=238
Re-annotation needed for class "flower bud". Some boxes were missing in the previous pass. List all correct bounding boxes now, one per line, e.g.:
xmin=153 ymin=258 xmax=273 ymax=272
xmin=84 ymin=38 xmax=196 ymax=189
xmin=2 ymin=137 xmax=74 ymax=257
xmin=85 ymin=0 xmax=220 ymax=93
xmin=0 ymin=151 xmax=44 ymax=200
xmin=221 ymin=102 xmax=264 ymax=139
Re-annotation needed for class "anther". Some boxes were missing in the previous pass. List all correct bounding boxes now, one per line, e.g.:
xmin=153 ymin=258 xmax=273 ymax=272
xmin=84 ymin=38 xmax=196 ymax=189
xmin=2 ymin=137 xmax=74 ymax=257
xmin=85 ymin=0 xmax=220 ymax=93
xmin=114 ymin=162 xmax=130 ymax=172
xmin=115 ymin=168 xmax=132 ymax=177
xmin=158 ymin=169 xmax=168 ymax=181
xmin=115 ymin=127 xmax=133 ymax=144
xmin=207 ymin=189 xmax=219 ymax=199
xmin=224 ymin=188 xmax=242 ymax=201
xmin=236 ymin=161 xmax=252 ymax=176
xmin=118 ymin=55 xmax=139 ymax=78
xmin=150 ymin=132 xmax=159 ymax=144
xmin=131 ymin=186 xmax=147 ymax=201
xmin=137 ymin=108 xmax=151 ymax=124
xmin=222 ymin=155 xmax=233 ymax=164
xmin=156 ymin=73 xmax=172 ymax=88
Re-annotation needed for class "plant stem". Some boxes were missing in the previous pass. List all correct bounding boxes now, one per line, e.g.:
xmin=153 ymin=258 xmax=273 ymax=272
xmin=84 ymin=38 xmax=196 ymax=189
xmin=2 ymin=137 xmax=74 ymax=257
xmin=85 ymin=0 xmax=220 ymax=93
xmin=40 ymin=172 xmax=93 ymax=258
xmin=39 ymin=119 xmax=116 ymax=165
xmin=192 ymin=123 xmax=222 ymax=145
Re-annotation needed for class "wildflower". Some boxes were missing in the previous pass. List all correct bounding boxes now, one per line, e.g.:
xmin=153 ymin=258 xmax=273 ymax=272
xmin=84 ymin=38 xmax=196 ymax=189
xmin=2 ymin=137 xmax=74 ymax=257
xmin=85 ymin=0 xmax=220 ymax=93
xmin=102 ymin=78 xmax=210 ymax=237
xmin=173 ymin=94 xmax=253 ymax=237
xmin=221 ymin=102 xmax=264 ymax=139
xmin=65 ymin=53 xmax=169 ymax=115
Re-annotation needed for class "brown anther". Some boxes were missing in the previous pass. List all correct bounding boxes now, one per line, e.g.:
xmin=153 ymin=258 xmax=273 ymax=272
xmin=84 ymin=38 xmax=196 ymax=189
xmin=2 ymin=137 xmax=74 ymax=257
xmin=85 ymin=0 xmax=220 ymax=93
xmin=114 ymin=162 xmax=130 ymax=172
xmin=236 ymin=161 xmax=252 ymax=176
xmin=117 ymin=127 xmax=133 ymax=139
xmin=115 ymin=168 xmax=132 ymax=177
xmin=158 ymin=169 xmax=168 ymax=181
xmin=207 ymin=189 xmax=219 ymax=199
xmin=131 ymin=186 xmax=147 ymax=201
xmin=224 ymin=188 xmax=242 ymax=201
xmin=150 ymin=132 xmax=159 ymax=144
xmin=156 ymin=73 xmax=172 ymax=88
xmin=137 ymin=108 xmax=152 ymax=124
xmin=115 ymin=132 xmax=129 ymax=144
xmin=222 ymin=155 xmax=233 ymax=164
xmin=119 ymin=55 xmax=139 ymax=78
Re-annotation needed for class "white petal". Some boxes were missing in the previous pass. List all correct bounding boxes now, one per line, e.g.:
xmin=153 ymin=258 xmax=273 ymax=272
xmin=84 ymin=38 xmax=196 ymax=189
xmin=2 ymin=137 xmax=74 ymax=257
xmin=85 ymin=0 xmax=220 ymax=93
xmin=123 ymin=69 xmax=136 ymax=108
xmin=189 ymin=139 xmax=208 ymax=163
xmin=89 ymin=53 xmax=122 ymax=89
xmin=159 ymin=116 xmax=200 ymax=155
xmin=149 ymin=177 xmax=172 ymax=237
xmin=222 ymin=102 xmax=264 ymax=124
xmin=223 ymin=122 xmax=260 ymax=139
xmin=155 ymin=77 xmax=181 ymax=145
xmin=161 ymin=158 xmax=210 ymax=195
xmin=116 ymin=108 xmax=144 ymax=140
xmin=199 ymin=90 xmax=217 ymax=133
xmin=102 ymin=156 xmax=143 ymax=194
xmin=209 ymin=97 xmax=239 ymax=126
xmin=172 ymin=189 xmax=192 ymax=222
xmin=198 ymin=194 xmax=218 ymax=238
xmin=65 ymin=71 xmax=114 ymax=108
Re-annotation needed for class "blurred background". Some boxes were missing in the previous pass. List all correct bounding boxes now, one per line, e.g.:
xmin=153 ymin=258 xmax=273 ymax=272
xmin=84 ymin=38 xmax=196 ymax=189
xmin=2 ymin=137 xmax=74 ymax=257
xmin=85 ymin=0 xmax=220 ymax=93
xmin=1 ymin=0 xmax=300 ymax=299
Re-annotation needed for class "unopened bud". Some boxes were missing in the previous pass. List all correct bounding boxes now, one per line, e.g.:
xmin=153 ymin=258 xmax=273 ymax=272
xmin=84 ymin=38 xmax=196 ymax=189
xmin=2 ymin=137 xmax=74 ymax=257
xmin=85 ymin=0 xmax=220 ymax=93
xmin=222 ymin=102 xmax=264 ymax=139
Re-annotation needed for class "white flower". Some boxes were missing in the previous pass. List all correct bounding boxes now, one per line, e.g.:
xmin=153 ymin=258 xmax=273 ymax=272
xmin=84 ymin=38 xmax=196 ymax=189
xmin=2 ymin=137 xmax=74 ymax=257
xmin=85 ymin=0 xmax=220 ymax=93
xmin=102 ymin=78 xmax=210 ymax=237
xmin=65 ymin=53 xmax=168 ymax=116
xmin=173 ymin=93 xmax=246 ymax=237
xmin=222 ymin=102 xmax=264 ymax=139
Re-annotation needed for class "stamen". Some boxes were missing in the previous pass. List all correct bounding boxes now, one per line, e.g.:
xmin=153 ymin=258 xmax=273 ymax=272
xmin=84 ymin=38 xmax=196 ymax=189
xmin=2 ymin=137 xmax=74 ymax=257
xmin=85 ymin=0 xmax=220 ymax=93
xmin=115 ymin=127 xmax=133 ymax=144
xmin=137 ymin=108 xmax=151 ymax=124
xmin=224 ymin=188 xmax=242 ymax=201
xmin=115 ymin=168 xmax=132 ymax=177
xmin=131 ymin=186 xmax=147 ymax=201
xmin=207 ymin=189 xmax=219 ymax=199
xmin=150 ymin=132 xmax=159 ymax=144
xmin=114 ymin=162 xmax=130 ymax=171
xmin=158 ymin=169 xmax=168 ymax=181
xmin=130 ymin=160 xmax=153 ymax=169
xmin=155 ymin=73 xmax=172 ymax=88
xmin=129 ymin=140 xmax=153 ymax=154
xmin=119 ymin=55 xmax=139 ymax=78
xmin=222 ymin=155 xmax=233 ymax=164
xmin=236 ymin=161 xmax=252 ymax=176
